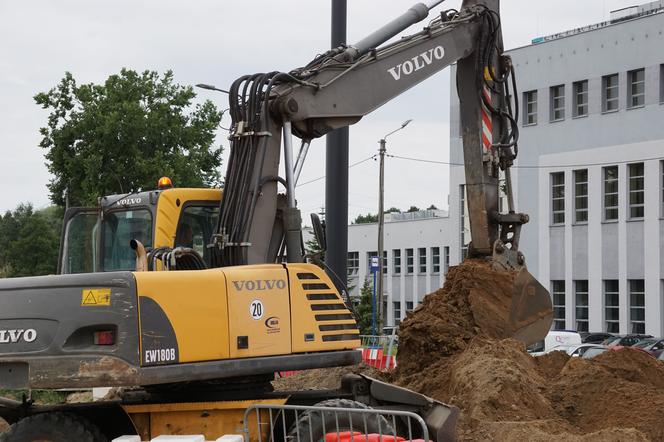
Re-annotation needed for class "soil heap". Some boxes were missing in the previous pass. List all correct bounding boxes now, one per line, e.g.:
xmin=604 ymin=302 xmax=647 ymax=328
xmin=274 ymin=260 xmax=664 ymax=440
xmin=395 ymin=259 xmax=664 ymax=441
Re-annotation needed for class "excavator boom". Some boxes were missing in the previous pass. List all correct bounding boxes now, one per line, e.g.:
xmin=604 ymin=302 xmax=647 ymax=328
xmin=212 ymin=0 xmax=552 ymax=344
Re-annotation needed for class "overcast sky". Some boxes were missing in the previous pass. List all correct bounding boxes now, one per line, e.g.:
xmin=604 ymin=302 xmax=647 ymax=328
xmin=0 ymin=0 xmax=642 ymax=220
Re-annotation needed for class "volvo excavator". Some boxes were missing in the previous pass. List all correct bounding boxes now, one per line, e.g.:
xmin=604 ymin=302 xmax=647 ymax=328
xmin=0 ymin=1 xmax=552 ymax=440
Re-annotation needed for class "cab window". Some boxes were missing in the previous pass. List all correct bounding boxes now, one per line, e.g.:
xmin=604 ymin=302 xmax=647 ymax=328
xmin=175 ymin=204 xmax=220 ymax=267
xmin=103 ymin=209 xmax=153 ymax=271
xmin=61 ymin=211 xmax=99 ymax=274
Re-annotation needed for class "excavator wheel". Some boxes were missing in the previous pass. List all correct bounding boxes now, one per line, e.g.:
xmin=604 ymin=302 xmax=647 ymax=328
xmin=0 ymin=412 xmax=107 ymax=442
xmin=286 ymin=399 xmax=395 ymax=442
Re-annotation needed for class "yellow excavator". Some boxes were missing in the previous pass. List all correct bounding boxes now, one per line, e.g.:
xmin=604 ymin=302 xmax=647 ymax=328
xmin=0 ymin=1 xmax=552 ymax=440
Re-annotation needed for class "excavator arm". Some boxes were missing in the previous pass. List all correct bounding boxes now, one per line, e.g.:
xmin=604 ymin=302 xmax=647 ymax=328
xmin=212 ymin=0 xmax=552 ymax=343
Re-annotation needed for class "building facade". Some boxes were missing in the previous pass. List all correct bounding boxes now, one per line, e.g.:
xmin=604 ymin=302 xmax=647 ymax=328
xmin=347 ymin=210 xmax=451 ymax=327
xmin=448 ymin=3 xmax=664 ymax=335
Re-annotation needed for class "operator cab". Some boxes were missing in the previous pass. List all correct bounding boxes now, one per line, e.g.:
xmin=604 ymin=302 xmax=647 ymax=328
xmin=58 ymin=179 xmax=222 ymax=274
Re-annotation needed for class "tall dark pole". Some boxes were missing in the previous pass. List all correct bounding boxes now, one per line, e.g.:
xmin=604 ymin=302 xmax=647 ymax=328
xmin=325 ymin=0 xmax=349 ymax=296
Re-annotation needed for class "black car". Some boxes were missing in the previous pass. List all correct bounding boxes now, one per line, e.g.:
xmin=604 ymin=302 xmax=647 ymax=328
xmin=580 ymin=332 xmax=614 ymax=344
xmin=633 ymin=338 xmax=664 ymax=358
xmin=604 ymin=334 xmax=653 ymax=347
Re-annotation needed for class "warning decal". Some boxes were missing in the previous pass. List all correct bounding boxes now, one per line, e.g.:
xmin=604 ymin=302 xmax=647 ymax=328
xmin=81 ymin=288 xmax=112 ymax=306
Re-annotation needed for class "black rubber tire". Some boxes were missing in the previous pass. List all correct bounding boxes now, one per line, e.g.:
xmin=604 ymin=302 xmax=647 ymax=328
xmin=285 ymin=399 xmax=395 ymax=442
xmin=0 ymin=412 xmax=107 ymax=442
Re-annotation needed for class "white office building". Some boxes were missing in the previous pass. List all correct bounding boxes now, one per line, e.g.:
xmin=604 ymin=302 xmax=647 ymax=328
xmin=447 ymin=2 xmax=664 ymax=335
xmin=346 ymin=210 xmax=451 ymax=327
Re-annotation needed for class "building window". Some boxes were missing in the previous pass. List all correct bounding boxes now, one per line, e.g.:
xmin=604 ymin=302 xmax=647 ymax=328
xmin=552 ymin=281 xmax=565 ymax=330
xmin=574 ymin=169 xmax=588 ymax=223
xmin=550 ymin=85 xmax=565 ymax=121
xmin=524 ymin=90 xmax=538 ymax=125
xmin=661 ymin=160 xmax=664 ymax=216
xmin=573 ymin=80 xmax=588 ymax=117
xmin=418 ymin=248 xmax=427 ymax=274
xmin=406 ymin=249 xmax=414 ymax=274
xmin=627 ymin=68 xmax=645 ymax=108
xmin=460 ymin=185 xmax=470 ymax=259
xmin=551 ymin=172 xmax=565 ymax=225
xmin=443 ymin=246 xmax=450 ymax=275
xmin=603 ymin=166 xmax=619 ymax=221
xmin=575 ymin=280 xmax=589 ymax=333
xmin=393 ymin=249 xmax=401 ymax=275
xmin=602 ymin=74 xmax=619 ymax=112
xmin=629 ymin=279 xmax=645 ymax=334
xmin=406 ymin=301 xmax=413 ymax=312
xmin=431 ymin=247 xmax=440 ymax=274
xmin=628 ymin=163 xmax=645 ymax=219
xmin=347 ymin=252 xmax=359 ymax=276
xmin=660 ymin=64 xmax=664 ymax=103
xmin=393 ymin=301 xmax=401 ymax=325
xmin=604 ymin=280 xmax=620 ymax=333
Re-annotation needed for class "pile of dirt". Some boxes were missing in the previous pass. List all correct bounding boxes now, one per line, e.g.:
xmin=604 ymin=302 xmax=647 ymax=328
xmin=272 ymin=364 xmax=386 ymax=391
xmin=0 ymin=419 xmax=7 ymax=432
xmin=392 ymin=259 xmax=663 ymax=441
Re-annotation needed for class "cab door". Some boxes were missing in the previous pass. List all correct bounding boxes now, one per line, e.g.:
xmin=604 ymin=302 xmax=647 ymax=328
xmin=58 ymin=207 xmax=100 ymax=274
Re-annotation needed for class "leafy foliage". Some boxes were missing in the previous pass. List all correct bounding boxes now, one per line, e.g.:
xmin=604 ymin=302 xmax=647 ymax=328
xmin=355 ymin=278 xmax=380 ymax=335
xmin=0 ymin=204 xmax=62 ymax=277
xmin=34 ymin=69 xmax=223 ymax=207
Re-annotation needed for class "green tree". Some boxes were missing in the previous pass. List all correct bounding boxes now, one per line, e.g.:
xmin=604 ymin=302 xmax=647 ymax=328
xmin=35 ymin=69 xmax=223 ymax=207
xmin=355 ymin=278 xmax=380 ymax=335
xmin=427 ymin=204 xmax=439 ymax=210
xmin=352 ymin=207 xmax=400 ymax=224
xmin=0 ymin=204 xmax=62 ymax=277
xmin=406 ymin=205 xmax=420 ymax=212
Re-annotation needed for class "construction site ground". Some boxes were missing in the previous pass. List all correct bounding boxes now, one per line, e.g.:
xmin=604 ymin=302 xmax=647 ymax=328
xmin=273 ymin=260 xmax=664 ymax=441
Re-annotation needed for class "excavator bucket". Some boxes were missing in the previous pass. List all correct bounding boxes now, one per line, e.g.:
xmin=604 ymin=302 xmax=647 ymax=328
xmin=468 ymin=266 xmax=553 ymax=347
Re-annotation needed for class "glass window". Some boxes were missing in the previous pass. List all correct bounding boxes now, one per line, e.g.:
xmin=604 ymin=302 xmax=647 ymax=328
xmin=661 ymin=161 xmax=664 ymax=216
xmin=347 ymin=252 xmax=359 ymax=276
xmin=443 ymin=246 xmax=450 ymax=275
xmin=573 ymin=80 xmax=588 ymax=117
xmin=603 ymin=74 xmax=619 ymax=112
xmin=103 ymin=209 xmax=153 ymax=272
xmin=551 ymin=172 xmax=565 ymax=224
xmin=575 ymin=280 xmax=589 ymax=332
xmin=406 ymin=249 xmax=414 ymax=274
xmin=603 ymin=166 xmax=619 ymax=221
xmin=550 ymin=85 xmax=565 ymax=121
xmin=524 ymin=90 xmax=538 ymax=125
xmin=604 ymin=280 xmax=620 ymax=333
xmin=392 ymin=249 xmax=401 ymax=275
xmin=628 ymin=163 xmax=645 ymax=219
xmin=552 ymin=280 xmax=565 ymax=330
xmin=406 ymin=301 xmax=413 ymax=312
xmin=629 ymin=279 xmax=645 ymax=334
xmin=628 ymin=68 xmax=645 ymax=108
xmin=393 ymin=301 xmax=401 ymax=325
xmin=175 ymin=204 xmax=220 ymax=267
xmin=574 ymin=169 xmax=588 ymax=223
xmin=460 ymin=185 xmax=470 ymax=259
xmin=660 ymin=64 xmax=664 ymax=103
xmin=418 ymin=248 xmax=427 ymax=274
xmin=61 ymin=210 xmax=100 ymax=274
xmin=431 ymin=247 xmax=440 ymax=274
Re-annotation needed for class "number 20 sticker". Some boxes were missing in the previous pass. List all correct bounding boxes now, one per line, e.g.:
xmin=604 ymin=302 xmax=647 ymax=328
xmin=250 ymin=299 xmax=264 ymax=320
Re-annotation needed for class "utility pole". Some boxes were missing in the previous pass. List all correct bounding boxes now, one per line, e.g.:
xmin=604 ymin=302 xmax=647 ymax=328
xmin=325 ymin=0 xmax=349 ymax=296
xmin=377 ymin=120 xmax=413 ymax=331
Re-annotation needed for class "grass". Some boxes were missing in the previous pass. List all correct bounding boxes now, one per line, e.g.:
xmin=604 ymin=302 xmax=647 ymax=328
xmin=0 ymin=389 xmax=69 ymax=404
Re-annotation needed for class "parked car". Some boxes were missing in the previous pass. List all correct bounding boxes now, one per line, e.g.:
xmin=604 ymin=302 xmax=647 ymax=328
xmin=582 ymin=346 xmax=609 ymax=359
xmin=564 ymin=344 xmax=607 ymax=357
xmin=580 ymin=332 xmax=614 ymax=344
xmin=632 ymin=338 xmax=664 ymax=358
xmin=527 ymin=331 xmax=582 ymax=356
xmin=603 ymin=334 xmax=653 ymax=347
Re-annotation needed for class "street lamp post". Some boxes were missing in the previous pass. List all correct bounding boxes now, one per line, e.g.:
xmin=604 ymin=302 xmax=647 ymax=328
xmin=377 ymin=119 xmax=412 ymax=333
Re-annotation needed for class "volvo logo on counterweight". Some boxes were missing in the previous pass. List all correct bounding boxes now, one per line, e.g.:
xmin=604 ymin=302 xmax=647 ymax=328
xmin=232 ymin=279 xmax=287 ymax=291
xmin=387 ymin=45 xmax=445 ymax=81
xmin=0 ymin=329 xmax=37 ymax=344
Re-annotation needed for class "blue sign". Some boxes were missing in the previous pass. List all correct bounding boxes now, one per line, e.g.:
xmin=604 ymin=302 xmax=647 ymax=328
xmin=370 ymin=256 xmax=380 ymax=273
